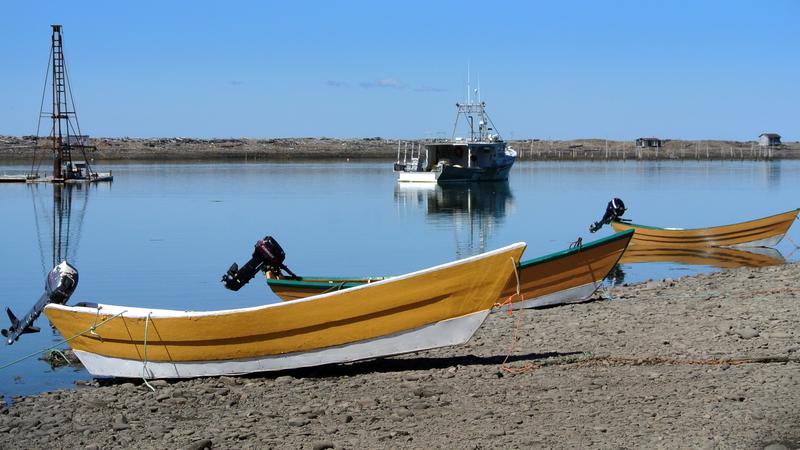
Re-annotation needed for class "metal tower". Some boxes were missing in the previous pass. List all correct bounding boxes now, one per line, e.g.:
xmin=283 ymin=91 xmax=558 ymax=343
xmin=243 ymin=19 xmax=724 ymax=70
xmin=50 ymin=24 xmax=71 ymax=181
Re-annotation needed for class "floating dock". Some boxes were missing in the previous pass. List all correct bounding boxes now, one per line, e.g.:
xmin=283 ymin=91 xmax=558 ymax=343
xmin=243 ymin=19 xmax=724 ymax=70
xmin=0 ymin=174 xmax=39 ymax=183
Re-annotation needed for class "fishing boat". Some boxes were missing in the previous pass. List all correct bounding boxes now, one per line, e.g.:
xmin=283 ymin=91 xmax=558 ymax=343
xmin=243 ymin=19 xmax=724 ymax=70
xmin=44 ymin=243 xmax=526 ymax=378
xmin=590 ymin=199 xmax=798 ymax=248
xmin=610 ymin=210 xmax=798 ymax=248
xmin=394 ymin=91 xmax=516 ymax=183
xmin=267 ymin=230 xmax=634 ymax=309
xmin=619 ymin=245 xmax=785 ymax=269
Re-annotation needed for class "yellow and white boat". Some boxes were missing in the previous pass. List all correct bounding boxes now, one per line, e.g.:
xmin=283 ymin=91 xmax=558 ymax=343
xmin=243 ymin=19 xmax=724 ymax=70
xmin=267 ymin=230 xmax=634 ymax=309
xmin=610 ymin=209 xmax=798 ymax=248
xmin=44 ymin=243 xmax=526 ymax=379
xmin=499 ymin=230 xmax=632 ymax=308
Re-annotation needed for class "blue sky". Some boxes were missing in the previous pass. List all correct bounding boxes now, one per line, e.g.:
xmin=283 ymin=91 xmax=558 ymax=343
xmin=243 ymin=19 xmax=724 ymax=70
xmin=1 ymin=1 xmax=797 ymax=140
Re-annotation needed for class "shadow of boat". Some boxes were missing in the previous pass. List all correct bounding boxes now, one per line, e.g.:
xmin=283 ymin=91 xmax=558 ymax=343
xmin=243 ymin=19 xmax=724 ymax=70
xmin=96 ymin=351 xmax=585 ymax=385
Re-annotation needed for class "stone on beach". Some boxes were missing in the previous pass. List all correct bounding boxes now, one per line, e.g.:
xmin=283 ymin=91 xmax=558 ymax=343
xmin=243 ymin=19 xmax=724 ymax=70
xmin=1 ymin=262 xmax=799 ymax=449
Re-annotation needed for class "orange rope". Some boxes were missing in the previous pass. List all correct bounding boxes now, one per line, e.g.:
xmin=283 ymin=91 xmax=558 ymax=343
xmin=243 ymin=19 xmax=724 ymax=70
xmin=492 ymin=354 xmax=797 ymax=377
xmin=576 ymin=355 xmax=797 ymax=368
xmin=493 ymin=292 xmax=521 ymax=317
xmin=494 ymin=257 xmax=539 ymax=374
xmin=498 ymin=302 xmax=540 ymax=374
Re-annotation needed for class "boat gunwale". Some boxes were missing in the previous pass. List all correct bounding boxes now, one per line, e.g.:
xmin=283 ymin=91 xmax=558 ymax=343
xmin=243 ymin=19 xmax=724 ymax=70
xmin=517 ymin=229 xmax=634 ymax=269
xmin=267 ymin=276 xmax=386 ymax=289
xmin=266 ymin=230 xmax=634 ymax=290
xmin=46 ymin=242 xmax=527 ymax=319
xmin=612 ymin=209 xmax=799 ymax=232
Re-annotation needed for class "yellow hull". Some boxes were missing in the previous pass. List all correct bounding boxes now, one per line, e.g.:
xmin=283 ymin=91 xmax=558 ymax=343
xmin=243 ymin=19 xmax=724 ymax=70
xmin=267 ymin=231 xmax=634 ymax=308
xmin=619 ymin=245 xmax=785 ymax=269
xmin=610 ymin=209 xmax=798 ymax=248
xmin=500 ymin=230 xmax=632 ymax=307
xmin=45 ymin=243 xmax=525 ymax=375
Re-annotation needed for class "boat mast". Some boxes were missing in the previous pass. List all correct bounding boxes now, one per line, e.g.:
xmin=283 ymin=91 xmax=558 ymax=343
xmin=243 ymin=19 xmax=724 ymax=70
xmin=452 ymin=68 xmax=498 ymax=143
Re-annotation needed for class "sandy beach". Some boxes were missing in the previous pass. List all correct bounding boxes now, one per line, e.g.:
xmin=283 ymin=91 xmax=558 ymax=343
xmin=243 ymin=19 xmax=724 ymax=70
xmin=1 ymin=262 xmax=798 ymax=449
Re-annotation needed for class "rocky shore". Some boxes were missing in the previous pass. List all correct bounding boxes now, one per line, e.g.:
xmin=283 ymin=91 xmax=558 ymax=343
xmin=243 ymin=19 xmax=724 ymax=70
xmin=1 ymin=135 xmax=798 ymax=161
xmin=1 ymin=263 xmax=799 ymax=449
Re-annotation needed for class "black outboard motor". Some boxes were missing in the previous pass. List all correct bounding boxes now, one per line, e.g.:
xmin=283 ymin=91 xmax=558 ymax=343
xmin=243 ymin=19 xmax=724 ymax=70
xmin=589 ymin=198 xmax=628 ymax=233
xmin=222 ymin=236 xmax=298 ymax=291
xmin=2 ymin=261 xmax=79 ymax=345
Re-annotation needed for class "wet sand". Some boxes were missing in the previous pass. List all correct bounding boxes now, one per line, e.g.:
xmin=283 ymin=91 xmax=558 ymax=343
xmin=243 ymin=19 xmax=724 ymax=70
xmin=1 ymin=263 xmax=798 ymax=449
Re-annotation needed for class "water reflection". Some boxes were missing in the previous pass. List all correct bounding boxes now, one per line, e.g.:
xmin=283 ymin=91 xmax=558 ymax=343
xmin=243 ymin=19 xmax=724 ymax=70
xmin=29 ymin=184 xmax=92 ymax=276
xmin=763 ymin=160 xmax=781 ymax=189
xmin=619 ymin=245 xmax=785 ymax=269
xmin=607 ymin=246 xmax=785 ymax=287
xmin=605 ymin=264 xmax=627 ymax=286
xmin=394 ymin=182 xmax=513 ymax=258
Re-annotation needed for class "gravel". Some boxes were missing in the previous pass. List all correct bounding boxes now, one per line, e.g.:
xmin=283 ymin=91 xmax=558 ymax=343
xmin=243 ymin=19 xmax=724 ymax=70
xmin=1 ymin=262 xmax=798 ymax=449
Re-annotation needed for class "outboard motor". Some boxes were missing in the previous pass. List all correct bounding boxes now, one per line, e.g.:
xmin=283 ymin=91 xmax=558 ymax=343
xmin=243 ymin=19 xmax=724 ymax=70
xmin=589 ymin=198 xmax=628 ymax=233
xmin=2 ymin=261 xmax=78 ymax=345
xmin=222 ymin=236 xmax=298 ymax=291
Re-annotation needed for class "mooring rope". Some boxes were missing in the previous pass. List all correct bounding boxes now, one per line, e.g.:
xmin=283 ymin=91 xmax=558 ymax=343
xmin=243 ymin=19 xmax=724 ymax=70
xmin=576 ymin=355 xmax=800 ymax=368
xmin=90 ymin=305 xmax=103 ymax=336
xmin=491 ymin=257 xmax=540 ymax=374
xmin=493 ymin=257 xmax=522 ymax=315
xmin=320 ymin=281 xmax=347 ymax=294
xmin=784 ymin=234 xmax=799 ymax=249
xmin=0 ymin=309 xmax=128 ymax=371
xmin=141 ymin=312 xmax=155 ymax=392
xmin=50 ymin=348 xmax=72 ymax=366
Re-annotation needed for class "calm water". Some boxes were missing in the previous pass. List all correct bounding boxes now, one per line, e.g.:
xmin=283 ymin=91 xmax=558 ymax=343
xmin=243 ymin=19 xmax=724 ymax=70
xmin=1 ymin=159 xmax=799 ymax=400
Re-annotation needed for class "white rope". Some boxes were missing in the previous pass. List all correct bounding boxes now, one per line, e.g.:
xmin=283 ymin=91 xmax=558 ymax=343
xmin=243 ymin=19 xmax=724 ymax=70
xmin=141 ymin=312 xmax=156 ymax=392
xmin=51 ymin=348 xmax=71 ymax=365
xmin=89 ymin=305 xmax=102 ymax=336
xmin=511 ymin=257 xmax=521 ymax=298
xmin=0 ymin=309 xmax=127 ymax=371
xmin=494 ymin=257 xmax=523 ymax=314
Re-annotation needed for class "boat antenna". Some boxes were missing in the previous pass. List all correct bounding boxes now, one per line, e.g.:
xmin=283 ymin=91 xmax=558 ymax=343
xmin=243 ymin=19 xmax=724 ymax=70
xmin=466 ymin=62 xmax=470 ymax=105
xmin=477 ymin=73 xmax=481 ymax=104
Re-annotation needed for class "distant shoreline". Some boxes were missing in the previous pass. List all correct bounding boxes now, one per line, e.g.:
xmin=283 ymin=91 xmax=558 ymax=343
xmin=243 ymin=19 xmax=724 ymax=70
xmin=1 ymin=136 xmax=798 ymax=162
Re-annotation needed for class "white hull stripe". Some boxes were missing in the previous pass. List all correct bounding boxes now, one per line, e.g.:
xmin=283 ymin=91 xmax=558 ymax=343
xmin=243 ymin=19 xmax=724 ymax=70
xmin=728 ymin=233 xmax=785 ymax=249
xmin=73 ymin=310 xmax=491 ymax=379
xmin=397 ymin=171 xmax=438 ymax=183
xmin=519 ymin=281 xmax=601 ymax=309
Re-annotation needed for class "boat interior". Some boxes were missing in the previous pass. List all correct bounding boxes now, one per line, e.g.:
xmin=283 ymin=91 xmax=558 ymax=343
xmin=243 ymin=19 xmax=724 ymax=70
xmin=423 ymin=143 xmax=503 ymax=170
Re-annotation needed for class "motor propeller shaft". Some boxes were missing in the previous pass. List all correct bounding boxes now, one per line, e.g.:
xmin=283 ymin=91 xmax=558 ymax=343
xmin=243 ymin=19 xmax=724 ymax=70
xmin=2 ymin=261 xmax=78 ymax=345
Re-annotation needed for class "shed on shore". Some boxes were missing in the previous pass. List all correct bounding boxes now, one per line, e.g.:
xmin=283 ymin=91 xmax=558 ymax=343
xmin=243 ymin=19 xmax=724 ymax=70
xmin=635 ymin=137 xmax=662 ymax=148
xmin=759 ymin=133 xmax=781 ymax=147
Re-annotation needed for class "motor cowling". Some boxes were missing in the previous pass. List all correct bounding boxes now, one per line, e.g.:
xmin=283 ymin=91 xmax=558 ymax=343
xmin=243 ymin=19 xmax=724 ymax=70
xmin=2 ymin=261 xmax=79 ymax=345
xmin=46 ymin=261 xmax=79 ymax=303
xmin=222 ymin=236 xmax=297 ymax=291
xmin=589 ymin=198 xmax=627 ymax=233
